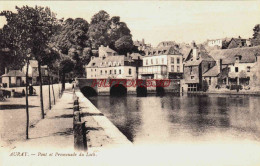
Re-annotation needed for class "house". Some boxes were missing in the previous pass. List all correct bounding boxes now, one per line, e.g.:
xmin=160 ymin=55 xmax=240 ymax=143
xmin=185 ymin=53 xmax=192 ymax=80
xmin=227 ymin=37 xmax=247 ymax=49
xmin=183 ymin=42 xmax=216 ymax=92
xmin=1 ymin=70 xmax=26 ymax=88
xmin=22 ymin=60 xmax=49 ymax=85
xmin=86 ymin=46 xmax=137 ymax=79
xmin=157 ymin=41 xmax=177 ymax=48
xmin=133 ymin=39 xmax=151 ymax=51
xmin=138 ymin=46 xmax=183 ymax=80
xmin=208 ymin=46 xmax=260 ymax=89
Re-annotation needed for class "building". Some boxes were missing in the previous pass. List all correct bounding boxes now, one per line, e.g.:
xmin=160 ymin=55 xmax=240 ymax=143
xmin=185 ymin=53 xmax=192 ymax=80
xmin=86 ymin=46 xmax=137 ymax=79
xmin=207 ymin=46 xmax=260 ymax=90
xmin=157 ymin=41 xmax=177 ymax=48
xmin=133 ymin=39 xmax=151 ymax=51
xmin=227 ymin=37 xmax=247 ymax=49
xmin=22 ymin=60 xmax=49 ymax=85
xmin=207 ymin=39 xmax=223 ymax=48
xmin=1 ymin=70 xmax=26 ymax=88
xmin=183 ymin=42 xmax=216 ymax=92
xmin=138 ymin=46 xmax=183 ymax=79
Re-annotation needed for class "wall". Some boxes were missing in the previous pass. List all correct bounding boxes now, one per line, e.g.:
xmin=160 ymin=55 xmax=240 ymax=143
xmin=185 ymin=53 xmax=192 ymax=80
xmin=86 ymin=66 xmax=136 ymax=79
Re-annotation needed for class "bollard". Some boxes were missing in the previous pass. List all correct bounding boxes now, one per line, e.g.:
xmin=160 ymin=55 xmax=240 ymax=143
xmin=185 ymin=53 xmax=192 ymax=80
xmin=73 ymin=111 xmax=81 ymax=123
xmin=74 ymin=99 xmax=79 ymax=106
xmin=73 ymin=104 xmax=80 ymax=112
xmin=74 ymin=122 xmax=87 ymax=151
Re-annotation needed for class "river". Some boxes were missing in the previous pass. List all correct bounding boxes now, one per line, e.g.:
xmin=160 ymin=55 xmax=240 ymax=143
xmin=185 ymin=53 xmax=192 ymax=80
xmin=88 ymin=94 xmax=260 ymax=144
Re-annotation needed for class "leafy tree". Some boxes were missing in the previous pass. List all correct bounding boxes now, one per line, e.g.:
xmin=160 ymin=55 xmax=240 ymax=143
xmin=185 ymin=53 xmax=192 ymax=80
xmin=115 ymin=35 xmax=134 ymax=55
xmin=1 ymin=6 xmax=58 ymax=122
xmin=88 ymin=10 xmax=110 ymax=49
xmin=59 ymin=57 xmax=75 ymax=91
xmin=51 ymin=18 xmax=90 ymax=79
xmin=252 ymin=24 xmax=260 ymax=46
xmin=253 ymin=24 xmax=260 ymax=39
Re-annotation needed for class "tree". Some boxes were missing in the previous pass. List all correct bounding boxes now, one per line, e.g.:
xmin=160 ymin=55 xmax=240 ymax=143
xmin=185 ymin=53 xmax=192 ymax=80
xmin=51 ymin=18 xmax=90 ymax=79
xmin=1 ymin=9 xmax=33 ymax=139
xmin=115 ymin=35 xmax=134 ymax=55
xmin=88 ymin=10 xmax=110 ymax=49
xmin=1 ymin=6 xmax=58 ymax=121
xmin=59 ymin=57 xmax=74 ymax=91
xmin=252 ymin=24 xmax=260 ymax=46
xmin=253 ymin=24 xmax=260 ymax=39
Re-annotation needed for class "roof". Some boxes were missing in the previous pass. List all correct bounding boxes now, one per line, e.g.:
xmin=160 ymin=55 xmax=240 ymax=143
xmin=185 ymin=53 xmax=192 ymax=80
xmin=202 ymin=66 xmax=220 ymax=77
xmin=130 ymin=53 xmax=143 ymax=60
xmin=147 ymin=46 xmax=181 ymax=56
xmin=184 ymin=48 xmax=215 ymax=66
xmin=87 ymin=55 xmax=130 ymax=68
xmin=209 ymin=46 xmax=260 ymax=64
xmin=29 ymin=60 xmax=47 ymax=68
xmin=99 ymin=46 xmax=116 ymax=53
xmin=1 ymin=70 xmax=26 ymax=77
xmin=157 ymin=41 xmax=177 ymax=47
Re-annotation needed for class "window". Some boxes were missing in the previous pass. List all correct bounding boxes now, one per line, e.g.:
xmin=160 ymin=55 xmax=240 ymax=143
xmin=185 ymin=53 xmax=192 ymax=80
xmin=105 ymin=70 xmax=107 ymax=74
xmin=100 ymin=70 xmax=102 ymax=75
xmin=119 ymin=69 xmax=121 ymax=74
xmin=235 ymin=67 xmax=239 ymax=72
xmin=228 ymin=67 xmax=231 ymax=72
xmin=95 ymin=69 xmax=96 ymax=71
xmin=110 ymin=70 xmax=112 ymax=74
xmin=247 ymin=66 xmax=250 ymax=72
xmin=177 ymin=66 xmax=180 ymax=72
xmin=151 ymin=59 xmax=153 ymax=65
xmin=162 ymin=58 xmax=164 ymax=64
xmin=171 ymin=57 xmax=174 ymax=63
xmin=177 ymin=58 xmax=180 ymax=64
xmin=190 ymin=66 xmax=193 ymax=73
xmin=156 ymin=58 xmax=158 ymax=64
xmin=91 ymin=69 xmax=93 ymax=72
xmin=146 ymin=60 xmax=148 ymax=65
xmin=209 ymin=77 xmax=211 ymax=85
xmin=171 ymin=65 xmax=174 ymax=72
xmin=114 ymin=70 xmax=116 ymax=74
xmin=191 ymin=76 xmax=194 ymax=80
xmin=129 ymin=68 xmax=132 ymax=75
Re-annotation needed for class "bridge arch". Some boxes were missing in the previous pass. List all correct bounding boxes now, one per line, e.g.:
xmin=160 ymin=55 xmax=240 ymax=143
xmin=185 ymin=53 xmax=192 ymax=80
xmin=136 ymin=86 xmax=147 ymax=97
xmin=156 ymin=86 xmax=165 ymax=96
xmin=110 ymin=84 xmax=127 ymax=96
xmin=80 ymin=86 xmax=97 ymax=97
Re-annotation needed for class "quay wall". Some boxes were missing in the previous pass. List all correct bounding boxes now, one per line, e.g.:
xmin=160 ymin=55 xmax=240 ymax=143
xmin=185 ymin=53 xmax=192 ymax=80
xmin=76 ymin=91 xmax=133 ymax=147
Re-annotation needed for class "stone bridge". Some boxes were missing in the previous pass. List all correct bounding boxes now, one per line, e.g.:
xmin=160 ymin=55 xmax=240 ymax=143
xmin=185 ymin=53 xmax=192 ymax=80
xmin=76 ymin=78 xmax=181 ymax=97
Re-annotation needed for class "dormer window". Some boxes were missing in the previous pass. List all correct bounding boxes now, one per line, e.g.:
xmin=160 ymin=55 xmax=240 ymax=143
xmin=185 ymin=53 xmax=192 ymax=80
xmin=92 ymin=63 xmax=96 ymax=66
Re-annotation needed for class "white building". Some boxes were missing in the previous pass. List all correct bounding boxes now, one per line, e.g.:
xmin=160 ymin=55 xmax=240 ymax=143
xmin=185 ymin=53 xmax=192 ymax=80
xmin=207 ymin=39 xmax=223 ymax=47
xmin=138 ymin=46 xmax=183 ymax=79
xmin=86 ymin=46 xmax=137 ymax=79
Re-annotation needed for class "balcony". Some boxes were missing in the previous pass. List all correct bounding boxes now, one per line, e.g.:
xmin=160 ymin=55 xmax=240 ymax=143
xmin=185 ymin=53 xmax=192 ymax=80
xmin=139 ymin=65 xmax=167 ymax=75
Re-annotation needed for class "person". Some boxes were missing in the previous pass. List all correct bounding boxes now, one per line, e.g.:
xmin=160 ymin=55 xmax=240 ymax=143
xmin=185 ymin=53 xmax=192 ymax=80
xmin=29 ymin=84 xmax=34 ymax=96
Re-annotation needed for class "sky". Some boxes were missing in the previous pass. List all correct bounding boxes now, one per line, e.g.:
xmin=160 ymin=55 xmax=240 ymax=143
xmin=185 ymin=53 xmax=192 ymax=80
xmin=0 ymin=1 xmax=260 ymax=47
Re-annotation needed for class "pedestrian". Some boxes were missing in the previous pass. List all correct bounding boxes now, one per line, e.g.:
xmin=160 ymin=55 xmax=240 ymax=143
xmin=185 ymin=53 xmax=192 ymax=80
xmin=29 ymin=84 xmax=33 ymax=96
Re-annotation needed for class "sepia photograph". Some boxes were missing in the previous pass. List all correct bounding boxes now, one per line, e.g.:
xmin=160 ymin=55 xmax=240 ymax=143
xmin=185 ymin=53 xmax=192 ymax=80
xmin=0 ymin=1 xmax=260 ymax=166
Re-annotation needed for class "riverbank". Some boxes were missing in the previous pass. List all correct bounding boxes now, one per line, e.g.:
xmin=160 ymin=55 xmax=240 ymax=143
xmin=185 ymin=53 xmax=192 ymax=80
xmin=187 ymin=89 xmax=260 ymax=96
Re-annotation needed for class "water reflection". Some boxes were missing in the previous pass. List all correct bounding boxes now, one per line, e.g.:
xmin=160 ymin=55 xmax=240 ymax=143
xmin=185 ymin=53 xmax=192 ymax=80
xmin=88 ymin=94 xmax=260 ymax=143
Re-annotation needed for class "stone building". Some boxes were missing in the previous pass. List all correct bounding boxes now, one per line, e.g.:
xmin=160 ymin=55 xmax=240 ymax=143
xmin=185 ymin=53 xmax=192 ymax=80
xmin=86 ymin=46 xmax=137 ymax=79
xmin=208 ymin=46 xmax=260 ymax=90
xmin=183 ymin=42 xmax=215 ymax=92
xmin=138 ymin=46 xmax=183 ymax=80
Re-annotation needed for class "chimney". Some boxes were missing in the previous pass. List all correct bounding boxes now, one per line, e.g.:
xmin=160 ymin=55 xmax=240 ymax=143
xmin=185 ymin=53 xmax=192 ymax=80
xmin=5 ymin=67 xmax=8 ymax=74
xmin=127 ymin=53 xmax=130 ymax=58
xmin=142 ymin=39 xmax=145 ymax=45
xmin=217 ymin=59 xmax=222 ymax=73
